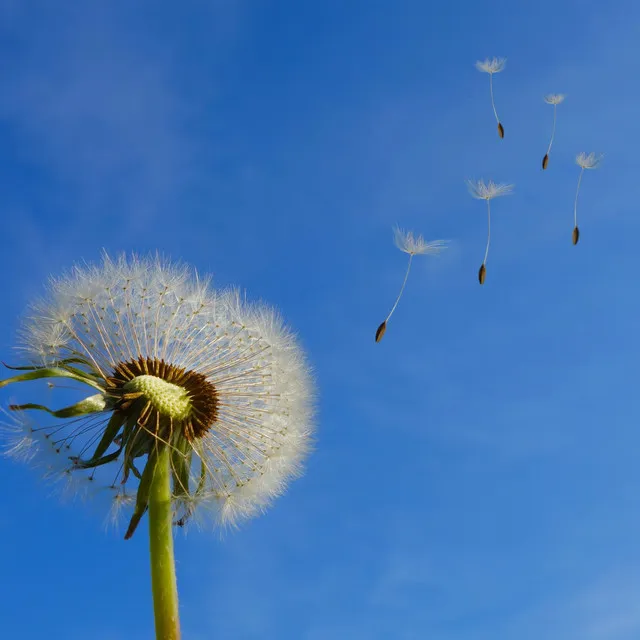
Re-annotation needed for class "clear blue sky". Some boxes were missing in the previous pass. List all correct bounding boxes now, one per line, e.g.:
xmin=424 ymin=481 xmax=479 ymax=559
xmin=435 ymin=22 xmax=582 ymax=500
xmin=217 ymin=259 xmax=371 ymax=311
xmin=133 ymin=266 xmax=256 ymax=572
xmin=1 ymin=1 xmax=640 ymax=638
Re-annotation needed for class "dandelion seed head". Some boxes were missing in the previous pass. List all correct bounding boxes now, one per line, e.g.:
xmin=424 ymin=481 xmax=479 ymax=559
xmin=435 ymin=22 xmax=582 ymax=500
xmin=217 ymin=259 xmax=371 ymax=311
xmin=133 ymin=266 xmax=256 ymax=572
xmin=393 ymin=227 xmax=448 ymax=256
xmin=3 ymin=253 xmax=316 ymax=532
xmin=576 ymin=152 xmax=603 ymax=170
xmin=475 ymin=57 xmax=506 ymax=74
xmin=466 ymin=179 xmax=514 ymax=201
xmin=544 ymin=93 xmax=565 ymax=105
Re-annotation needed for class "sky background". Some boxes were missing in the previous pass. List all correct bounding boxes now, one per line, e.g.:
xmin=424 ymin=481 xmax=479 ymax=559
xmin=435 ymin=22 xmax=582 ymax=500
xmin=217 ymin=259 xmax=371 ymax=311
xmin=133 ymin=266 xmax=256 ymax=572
xmin=1 ymin=1 xmax=639 ymax=638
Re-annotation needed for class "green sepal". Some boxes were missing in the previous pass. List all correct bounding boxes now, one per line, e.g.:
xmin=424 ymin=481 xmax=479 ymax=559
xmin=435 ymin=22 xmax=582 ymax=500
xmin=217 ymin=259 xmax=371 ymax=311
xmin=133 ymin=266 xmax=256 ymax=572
xmin=124 ymin=445 xmax=162 ymax=540
xmin=188 ymin=442 xmax=208 ymax=497
xmin=171 ymin=439 xmax=196 ymax=527
xmin=171 ymin=437 xmax=192 ymax=501
xmin=0 ymin=367 xmax=104 ymax=392
xmin=68 ymin=411 xmax=125 ymax=470
xmin=10 ymin=393 xmax=106 ymax=419
xmin=71 ymin=448 xmax=122 ymax=470
xmin=129 ymin=431 xmax=152 ymax=460
xmin=2 ymin=357 xmax=93 ymax=371
xmin=120 ymin=405 xmax=149 ymax=484
xmin=128 ymin=459 xmax=143 ymax=480
xmin=89 ymin=411 xmax=125 ymax=462
xmin=59 ymin=364 xmax=103 ymax=384
xmin=2 ymin=358 xmax=104 ymax=385
xmin=173 ymin=445 xmax=208 ymax=527
xmin=196 ymin=454 xmax=207 ymax=495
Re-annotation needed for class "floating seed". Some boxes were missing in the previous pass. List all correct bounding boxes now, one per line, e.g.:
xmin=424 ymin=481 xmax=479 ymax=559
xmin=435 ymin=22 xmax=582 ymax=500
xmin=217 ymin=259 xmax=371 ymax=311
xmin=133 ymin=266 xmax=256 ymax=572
xmin=572 ymin=226 xmax=580 ymax=245
xmin=497 ymin=122 xmax=504 ymax=139
xmin=375 ymin=321 xmax=387 ymax=343
xmin=478 ymin=264 xmax=487 ymax=285
xmin=542 ymin=154 xmax=549 ymax=170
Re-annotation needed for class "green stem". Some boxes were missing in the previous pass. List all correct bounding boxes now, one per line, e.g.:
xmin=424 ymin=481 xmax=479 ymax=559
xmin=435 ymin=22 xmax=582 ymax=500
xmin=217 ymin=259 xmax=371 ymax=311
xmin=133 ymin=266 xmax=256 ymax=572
xmin=149 ymin=445 xmax=181 ymax=640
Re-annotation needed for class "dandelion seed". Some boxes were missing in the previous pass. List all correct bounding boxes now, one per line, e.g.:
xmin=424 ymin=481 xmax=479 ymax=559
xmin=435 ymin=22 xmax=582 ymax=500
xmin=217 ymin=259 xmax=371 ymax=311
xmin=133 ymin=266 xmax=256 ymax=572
xmin=467 ymin=179 xmax=514 ymax=284
xmin=542 ymin=94 xmax=565 ymax=169
xmin=1 ymin=253 xmax=316 ymax=639
xmin=375 ymin=228 xmax=447 ymax=342
xmin=572 ymin=226 xmax=580 ymax=245
xmin=576 ymin=151 xmax=603 ymax=170
xmin=544 ymin=94 xmax=566 ymax=105
xmin=573 ymin=152 xmax=603 ymax=245
xmin=476 ymin=57 xmax=507 ymax=138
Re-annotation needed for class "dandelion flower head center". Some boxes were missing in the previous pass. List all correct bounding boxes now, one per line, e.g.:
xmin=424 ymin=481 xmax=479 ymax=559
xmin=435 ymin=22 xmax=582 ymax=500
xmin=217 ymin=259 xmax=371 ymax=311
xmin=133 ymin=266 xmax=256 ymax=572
xmin=123 ymin=376 xmax=193 ymax=423
xmin=109 ymin=357 xmax=219 ymax=442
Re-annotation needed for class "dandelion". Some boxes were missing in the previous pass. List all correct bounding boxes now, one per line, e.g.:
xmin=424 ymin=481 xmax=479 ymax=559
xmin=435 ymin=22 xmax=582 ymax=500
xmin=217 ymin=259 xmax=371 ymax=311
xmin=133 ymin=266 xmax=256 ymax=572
xmin=475 ymin=57 xmax=507 ymax=138
xmin=572 ymin=152 xmax=603 ymax=244
xmin=375 ymin=227 xmax=447 ymax=342
xmin=467 ymin=179 xmax=514 ymax=284
xmin=542 ymin=94 xmax=565 ymax=169
xmin=0 ymin=253 xmax=315 ymax=640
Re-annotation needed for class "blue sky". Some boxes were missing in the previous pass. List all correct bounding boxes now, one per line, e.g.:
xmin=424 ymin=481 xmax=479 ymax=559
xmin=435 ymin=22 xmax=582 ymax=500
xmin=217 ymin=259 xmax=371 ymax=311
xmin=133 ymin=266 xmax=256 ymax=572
xmin=1 ymin=1 xmax=640 ymax=638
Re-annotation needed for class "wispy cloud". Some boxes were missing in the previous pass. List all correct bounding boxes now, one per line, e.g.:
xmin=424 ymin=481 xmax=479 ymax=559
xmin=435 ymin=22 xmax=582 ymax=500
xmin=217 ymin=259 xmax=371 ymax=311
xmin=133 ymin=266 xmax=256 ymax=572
xmin=499 ymin=570 xmax=640 ymax=640
xmin=0 ymin=2 xmax=248 ymax=253
xmin=1 ymin=10 xmax=188 ymax=229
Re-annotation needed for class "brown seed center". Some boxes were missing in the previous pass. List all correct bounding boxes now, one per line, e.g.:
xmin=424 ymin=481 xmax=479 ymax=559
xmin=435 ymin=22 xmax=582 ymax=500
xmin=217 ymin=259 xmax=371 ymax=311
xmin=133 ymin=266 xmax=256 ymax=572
xmin=106 ymin=356 xmax=218 ymax=441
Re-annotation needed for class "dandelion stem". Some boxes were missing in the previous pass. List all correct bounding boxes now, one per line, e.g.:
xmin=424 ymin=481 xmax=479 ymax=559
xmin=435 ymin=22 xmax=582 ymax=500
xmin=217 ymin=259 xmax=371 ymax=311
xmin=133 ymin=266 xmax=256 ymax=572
xmin=546 ymin=104 xmax=557 ymax=156
xmin=483 ymin=200 xmax=491 ymax=265
xmin=489 ymin=73 xmax=500 ymax=125
xmin=148 ymin=445 xmax=181 ymax=640
xmin=385 ymin=254 xmax=413 ymax=323
xmin=574 ymin=167 xmax=584 ymax=228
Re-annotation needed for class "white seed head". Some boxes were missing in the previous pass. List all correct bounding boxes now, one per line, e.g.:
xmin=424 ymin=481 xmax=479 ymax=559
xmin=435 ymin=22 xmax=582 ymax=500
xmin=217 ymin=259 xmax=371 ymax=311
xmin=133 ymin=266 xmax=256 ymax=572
xmin=466 ymin=179 xmax=514 ymax=201
xmin=393 ymin=227 xmax=448 ymax=256
xmin=5 ymin=253 xmax=316 ymax=531
xmin=475 ymin=57 xmax=506 ymax=74
xmin=544 ymin=93 xmax=565 ymax=105
xmin=576 ymin=152 xmax=603 ymax=170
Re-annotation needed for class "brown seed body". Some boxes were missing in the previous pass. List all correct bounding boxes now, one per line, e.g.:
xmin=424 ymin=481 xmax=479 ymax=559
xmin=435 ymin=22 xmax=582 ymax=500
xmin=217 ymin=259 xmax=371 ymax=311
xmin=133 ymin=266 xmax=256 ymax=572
xmin=497 ymin=122 xmax=504 ymax=139
xmin=572 ymin=226 xmax=580 ymax=245
xmin=478 ymin=263 xmax=487 ymax=285
xmin=542 ymin=154 xmax=549 ymax=170
xmin=375 ymin=321 xmax=387 ymax=343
